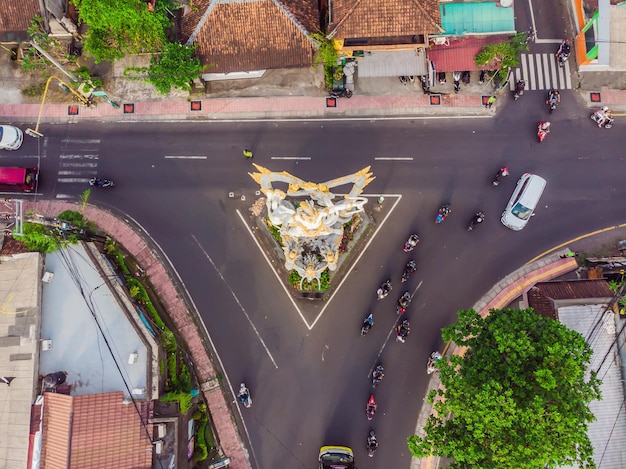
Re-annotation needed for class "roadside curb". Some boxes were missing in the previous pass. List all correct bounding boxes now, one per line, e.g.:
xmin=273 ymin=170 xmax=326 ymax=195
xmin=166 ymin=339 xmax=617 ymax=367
xmin=411 ymin=251 xmax=579 ymax=469
xmin=23 ymin=200 xmax=251 ymax=469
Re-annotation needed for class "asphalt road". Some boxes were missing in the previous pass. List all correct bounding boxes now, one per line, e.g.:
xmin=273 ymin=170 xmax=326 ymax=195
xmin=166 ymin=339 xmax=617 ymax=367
xmin=2 ymin=90 xmax=625 ymax=468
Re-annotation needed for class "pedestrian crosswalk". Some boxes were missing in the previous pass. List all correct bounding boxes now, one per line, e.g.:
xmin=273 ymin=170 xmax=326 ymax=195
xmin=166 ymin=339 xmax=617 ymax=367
xmin=510 ymin=53 xmax=572 ymax=91
xmin=56 ymin=138 xmax=100 ymax=199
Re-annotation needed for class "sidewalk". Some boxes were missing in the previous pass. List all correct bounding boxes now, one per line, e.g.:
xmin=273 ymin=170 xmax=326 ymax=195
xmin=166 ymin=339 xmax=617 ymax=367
xmin=23 ymin=200 xmax=251 ymax=469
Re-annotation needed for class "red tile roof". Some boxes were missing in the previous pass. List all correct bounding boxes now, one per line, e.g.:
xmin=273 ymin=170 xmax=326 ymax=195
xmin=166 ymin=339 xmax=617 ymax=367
xmin=0 ymin=0 xmax=41 ymax=42
xmin=182 ymin=0 xmax=318 ymax=73
xmin=41 ymin=392 xmax=153 ymax=469
xmin=427 ymin=35 xmax=510 ymax=72
xmin=328 ymin=0 xmax=442 ymax=39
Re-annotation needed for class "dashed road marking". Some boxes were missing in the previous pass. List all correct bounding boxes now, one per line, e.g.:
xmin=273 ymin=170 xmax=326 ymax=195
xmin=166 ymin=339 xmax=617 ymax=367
xmin=164 ymin=155 xmax=207 ymax=159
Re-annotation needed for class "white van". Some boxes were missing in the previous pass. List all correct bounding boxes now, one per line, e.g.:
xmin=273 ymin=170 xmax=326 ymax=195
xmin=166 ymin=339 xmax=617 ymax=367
xmin=501 ymin=173 xmax=546 ymax=231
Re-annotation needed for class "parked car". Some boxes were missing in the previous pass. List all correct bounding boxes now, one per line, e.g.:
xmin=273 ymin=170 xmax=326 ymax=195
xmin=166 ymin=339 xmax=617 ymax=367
xmin=0 ymin=125 xmax=24 ymax=150
xmin=501 ymin=173 xmax=546 ymax=230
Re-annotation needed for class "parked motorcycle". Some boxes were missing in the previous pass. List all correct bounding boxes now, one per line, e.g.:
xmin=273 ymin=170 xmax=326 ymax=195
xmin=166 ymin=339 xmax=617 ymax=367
xmin=438 ymin=72 xmax=446 ymax=84
xmin=435 ymin=204 xmax=452 ymax=224
xmin=419 ymin=75 xmax=430 ymax=93
xmin=399 ymin=76 xmax=409 ymax=85
xmin=556 ymin=39 xmax=571 ymax=67
xmin=401 ymin=260 xmax=417 ymax=283
xmin=492 ymin=166 xmax=509 ymax=186
xmin=462 ymin=71 xmax=470 ymax=84
xmin=361 ymin=313 xmax=374 ymax=336
xmin=513 ymin=79 xmax=525 ymax=101
xmin=453 ymin=71 xmax=461 ymax=93
xmin=238 ymin=383 xmax=252 ymax=408
xmin=403 ymin=234 xmax=419 ymax=252
xmin=479 ymin=70 xmax=486 ymax=84
xmin=367 ymin=430 xmax=379 ymax=457
xmin=591 ymin=107 xmax=614 ymax=129
xmin=537 ymin=121 xmax=551 ymax=142
xmin=377 ymin=280 xmax=392 ymax=300
xmin=329 ymin=89 xmax=352 ymax=98
xmin=366 ymin=394 xmax=377 ymax=420
xmin=372 ymin=364 xmax=384 ymax=388
xmin=546 ymin=88 xmax=559 ymax=113
xmin=89 ymin=177 xmax=115 ymax=188
xmin=397 ymin=292 xmax=412 ymax=315
xmin=467 ymin=211 xmax=485 ymax=231
xmin=396 ymin=318 xmax=410 ymax=343
xmin=427 ymin=351 xmax=442 ymax=374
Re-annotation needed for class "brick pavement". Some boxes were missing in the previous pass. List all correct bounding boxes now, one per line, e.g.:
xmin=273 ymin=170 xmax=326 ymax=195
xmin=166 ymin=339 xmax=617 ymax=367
xmin=24 ymin=200 xmax=251 ymax=469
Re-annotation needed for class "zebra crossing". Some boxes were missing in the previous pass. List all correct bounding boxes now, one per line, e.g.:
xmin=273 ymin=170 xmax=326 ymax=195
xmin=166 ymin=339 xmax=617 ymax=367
xmin=510 ymin=53 xmax=572 ymax=91
xmin=56 ymin=138 xmax=100 ymax=199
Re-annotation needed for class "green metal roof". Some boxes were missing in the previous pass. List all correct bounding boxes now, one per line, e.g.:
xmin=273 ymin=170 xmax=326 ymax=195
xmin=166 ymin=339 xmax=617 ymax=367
xmin=440 ymin=3 xmax=515 ymax=35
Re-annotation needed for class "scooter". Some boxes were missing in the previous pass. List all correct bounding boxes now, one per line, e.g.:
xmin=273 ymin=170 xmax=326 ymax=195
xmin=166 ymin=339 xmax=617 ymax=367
xmin=377 ymin=280 xmax=392 ymax=300
xmin=89 ymin=177 xmax=115 ymax=188
xmin=427 ymin=351 xmax=442 ymax=374
xmin=467 ymin=211 xmax=485 ymax=231
xmin=513 ymin=79 xmax=525 ymax=101
xmin=591 ymin=109 xmax=614 ymax=129
xmin=329 ymin=89 xmax=352 ymax=98
xmin=492 ymin=166 xmax=509 ymax=186
xmin=367 ymin=430 xmax=378 ymax=457
xmin=361 ymin=314 xmax=374 ymax=336
xmin=435 ymin=204 xmax=451 ymax=224
xmin=238 ymin=383 xmax=252 ymax=408
xmin=403 ymin=234 xmax=419 ymax=252
xmin=537 ymin=121 xmax=551 ymax=142
xmin=366 ymin=394 xmax=377 ymax=420
xmin=372 ymin=364 xmax=384 ymax=388
xmin=556 ymin=39 xmax=571 ymax=67
xmin=401 ymin=260 xmax=417 ymax=283
xmin=453 ymin=71 xmax=461 ymax=93
xmin=397 ymin=292 xmax=411 ymax=315
xmin=396 ymin=318 xmax=410 ymax=343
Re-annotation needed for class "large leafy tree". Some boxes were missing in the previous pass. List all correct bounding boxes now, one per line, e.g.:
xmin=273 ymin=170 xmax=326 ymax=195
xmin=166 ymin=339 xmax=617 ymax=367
xmin=72 ymin=0 xmax=170 ymax=62
xmin=474 ymin=32 xmax=529 ymax=80
xmin=408 ymin=308 xmax=601 ymax=469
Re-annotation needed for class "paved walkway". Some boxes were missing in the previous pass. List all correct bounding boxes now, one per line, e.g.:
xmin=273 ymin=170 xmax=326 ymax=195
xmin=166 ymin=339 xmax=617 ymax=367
xmin=23 ymin=200 xmax=251 ymax=469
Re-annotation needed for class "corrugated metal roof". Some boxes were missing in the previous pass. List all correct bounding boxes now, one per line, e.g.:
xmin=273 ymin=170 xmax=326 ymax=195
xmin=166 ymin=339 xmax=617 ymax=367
xmin=528 ymin=280 xmax=614 ymax=321
xmin=356 ymin=49 xmax=427 ymax=77
xmin=0 ymin=252 xmax=42 ymax=469
xmin=557 ymin=305 xmax=626 ymax=469
xmin=427 ymin=35 xmax=508 ymax=72
xmin=440 ymin=2 xmax=515 ymax=36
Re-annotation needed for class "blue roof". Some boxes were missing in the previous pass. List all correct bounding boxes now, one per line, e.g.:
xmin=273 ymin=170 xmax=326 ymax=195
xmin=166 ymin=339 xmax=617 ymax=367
xmin=440 ymin=3 xmax=515 ymax=35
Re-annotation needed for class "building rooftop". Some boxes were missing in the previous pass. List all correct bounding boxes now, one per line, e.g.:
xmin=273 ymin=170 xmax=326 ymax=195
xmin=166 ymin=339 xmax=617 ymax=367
xmin=440 ymin=2 xmax=515 ymax=36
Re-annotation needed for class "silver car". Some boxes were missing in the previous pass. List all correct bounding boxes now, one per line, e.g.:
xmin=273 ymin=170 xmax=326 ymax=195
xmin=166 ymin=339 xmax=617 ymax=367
xmin=501 ymin=173 xmax=546 ymax=231
xmin=0 ymin=125 xmax=24 ymax=150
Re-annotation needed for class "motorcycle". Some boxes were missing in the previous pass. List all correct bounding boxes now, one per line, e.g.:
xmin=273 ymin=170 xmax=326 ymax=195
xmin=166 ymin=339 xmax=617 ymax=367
xmin=453 ymin=71 xmax=461 ymax=93
xmin=537 ymin=121 xmax=551 ymax=142
xmin=397 ymin=292 xmax=412 ymax=314
xmin=403 ymin=234 xmax=419 ymax=252
xmin=401 ymin=260 xmax=417 ymax=283
xmin=556 ymin=39 xmax=571 ymax=67
xmin=591 ymin=108 xmax=614 ymax=129
xmin=396 ymin=318 xmax=410 ymax=343
xmin=438 ymin=72 xmax=446 ymax=84
xmin=399 ymin=76 xmax=409 ymax=85
xmin=492 ymin=166 xmax=509 ymax=186
xmin=513 ymin=79 xmax=525 ymax=101
xmin=367 ymin=430 xmax=379 ymax=457
xmin=89 ymin=177 xmax=115 ymax=188
xmin=462 ymin=71 xmax=470 ymax=84
xmin=435 ymin=204 xmax=451 ymax=224
xmin=427 ymin=351 xmax=442 ymax=374
xmin=238 ymin=383 xmax=252 ymax=408
xmin=479 ymin=70 xmax=486 ymax=84
xmin=366 ymin=394 xmax=377 ymax=421
xmin=361 ymin=314 xmax=374 ymax=336
xmin=376 ymin=280 xmax=392 ymax=300
xmin=419 ymin=75 xmax=430 ymax=93
xmin=546 ymin=88 xmax=559 ymax=113
xmin=372 ymin=364 xmax=384 ymax=388
xmin=467 ymin=211 xmax=485 ymax=231
xmin=329 ymin=89 xmax=352 ymax=99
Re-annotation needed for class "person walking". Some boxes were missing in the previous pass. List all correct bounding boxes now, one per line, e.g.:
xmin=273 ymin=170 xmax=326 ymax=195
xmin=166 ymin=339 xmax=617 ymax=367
xmin=486 ymin=95 xmax=496 ymax=109
xmin=243 ymin=149 xmax=253 ymax=159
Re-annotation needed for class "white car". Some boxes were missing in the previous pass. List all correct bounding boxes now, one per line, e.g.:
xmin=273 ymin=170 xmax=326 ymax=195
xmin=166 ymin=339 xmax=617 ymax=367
xmin=0 ymin=125 xmax=24 ymax=150
xmin=501 ymin=173 xmax=546 ymax=230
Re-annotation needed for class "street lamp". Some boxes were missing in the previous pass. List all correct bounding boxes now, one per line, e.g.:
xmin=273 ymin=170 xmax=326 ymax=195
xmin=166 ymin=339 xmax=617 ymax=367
xmin=25 ymin=75 xmax=91 ymax=139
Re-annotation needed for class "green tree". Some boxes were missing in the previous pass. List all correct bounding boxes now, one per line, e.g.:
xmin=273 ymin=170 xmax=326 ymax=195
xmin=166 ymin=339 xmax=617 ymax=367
xmin=474 ymin=32 xmax=529 ymax=80
xmin=408 ymin=308 xmax=601 ymax=469
xmin=72 ymin=0 xmax=170 ymax=62
xmin=125 ymin=42 xmax=204 ymax=94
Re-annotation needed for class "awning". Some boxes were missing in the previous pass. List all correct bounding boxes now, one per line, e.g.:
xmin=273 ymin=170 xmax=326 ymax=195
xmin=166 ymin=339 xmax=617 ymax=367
xmin=356 ymin=50 xmax=428 ymax=77
xmin=427 ymin=36 xmax=510 ymax=72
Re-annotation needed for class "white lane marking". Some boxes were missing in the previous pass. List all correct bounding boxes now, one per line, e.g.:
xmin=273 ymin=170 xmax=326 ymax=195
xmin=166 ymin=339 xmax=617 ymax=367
xmin=109 ymin=115 xmax=493 ymax=124
xmin=528 ymin=54 xmax=536 ymax=91
xmin=235 ymin=209 xmax=311 ymax=330
xmin=59 ymin=154 xmax=99 ymax=160
xmin=192 ymin=232 xmax=279 ymax=369
xmin=62 ymin=138 xmax=100 ymax=144
xmin=374 ymin=157 xmax=414 ymax=161
xmin=55 ymin=194 xmax=74 ymax=199
xmin=309 ymin=194 xmax=403 ymax=330
xmin=564 ymin=60 xmax=572 ymax=89
xmin=57 ymin=177 xmax=91 ymax=183
xmin=60 ymin=162 xmax=99 ymax=168
xmin=270 ymin=157 xmax=311 ymax=160
xmin=534 ymin=55 xmax=544 ymax=90
xmin=550 ymin=55 xmax=558 ymax=90
xmin=42 ymin=137 xmax=48 ymax=159
xmin=0 ymin=155 xmax=40 ymax=159
xmin=322 ymin=344 xmax=329 ymax=362
xmin=164 ymin=155 xmax=207 ymax=159
xmin=58 ymin=170 xmax=97 ymax=176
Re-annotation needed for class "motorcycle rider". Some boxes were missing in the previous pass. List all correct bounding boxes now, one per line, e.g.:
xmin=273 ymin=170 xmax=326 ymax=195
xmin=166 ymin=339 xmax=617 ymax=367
xmin=361 ymin=314 xmax=374 ymax=335
xmin=372 ymin=365 xmax=384 ymax=386
xmin=238 ymin=383 xmax=252 ymax=407
xmin=404 ymin=234 xmax=419 ymax=252
xmin=514 ymin=79 xmax=525 ymax=98
xmin=595 ymin=106 xmax=611 ymax=127
xmin=377 ymin=279 xmax=392 ymax=299
xmin=427 ymin=351 xmax=442 ymax=374
xmin=367 ymin=430 xmax=379 ymax=457
xmin=398 ymin=292 xmax=411 ymax=313
xmin=468 ymin=211 xmax=485 ymax=231
xmin=539 ymin=121 xmax=551 ymax=134
xmin=396 ymin=319 xmax=410 ymax=342
xmin=557 ymin=38 xmax=571 ymax=65
xmin=366 ymin=395 xmax=377 ymax=420
xmin=402 ymin=260 xmax=417 ymax=282
xmin=546 ymin=89 xmax=560 ymax=108
xmin=436 ymin=204 xmax=451 ymax=223
xmin=493 ymin=166 xmax=509 ymax=185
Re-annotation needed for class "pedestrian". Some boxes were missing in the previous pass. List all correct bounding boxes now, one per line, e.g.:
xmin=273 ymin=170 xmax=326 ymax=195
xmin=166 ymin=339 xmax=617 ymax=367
xmin=486 ymin=95 xmax=496 ymax=109
xmin=243 ymin=149 xmax=253 ymax=159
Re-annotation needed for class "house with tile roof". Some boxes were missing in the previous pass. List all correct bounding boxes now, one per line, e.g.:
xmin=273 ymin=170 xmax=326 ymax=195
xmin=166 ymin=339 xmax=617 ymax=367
xmin=181 ymin=0 xmax=320 ymax=81
xmin=326 ymin=0 xmax=443 ymax=77
xmin=0 ymin=0 xmax=77 ymax=44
